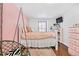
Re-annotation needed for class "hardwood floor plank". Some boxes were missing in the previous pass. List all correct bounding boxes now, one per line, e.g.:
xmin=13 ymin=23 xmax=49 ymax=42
xmin=28 ymin=42 xmax=70 ymax=56
xmin=29 ymin=48 xmax=56 ymax=56
xmin=53 ymin=42 xmax=70 ymax=56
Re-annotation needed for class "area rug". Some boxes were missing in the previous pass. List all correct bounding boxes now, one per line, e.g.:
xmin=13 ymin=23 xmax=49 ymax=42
xmin=29 ymin=48 xmax=56 ymax=56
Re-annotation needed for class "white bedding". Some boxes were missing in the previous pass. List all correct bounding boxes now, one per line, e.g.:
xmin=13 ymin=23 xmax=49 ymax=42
xmin=19 ymin=37 xmax=56 ymax=47
xmin=19 ymin=26 xmax=58 ymax=50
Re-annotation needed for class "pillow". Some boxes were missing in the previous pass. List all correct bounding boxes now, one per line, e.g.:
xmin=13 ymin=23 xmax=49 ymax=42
xmin=21 ymin=27 xmax=28 ymax=34
xmin=26 ymin=26 xmax=32 ymax=32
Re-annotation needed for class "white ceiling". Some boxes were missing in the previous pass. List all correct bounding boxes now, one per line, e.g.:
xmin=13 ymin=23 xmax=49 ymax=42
xmin=16 ymin=3 xmax=77 ymax=19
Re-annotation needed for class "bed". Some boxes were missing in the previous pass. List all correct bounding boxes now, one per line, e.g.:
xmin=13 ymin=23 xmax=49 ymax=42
xmin=19 ymin=26 xmax=58 ymax=50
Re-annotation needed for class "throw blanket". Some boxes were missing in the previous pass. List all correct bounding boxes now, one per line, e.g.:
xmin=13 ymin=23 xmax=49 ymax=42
xmin=21 ymin=32 xmax=56 ymax=40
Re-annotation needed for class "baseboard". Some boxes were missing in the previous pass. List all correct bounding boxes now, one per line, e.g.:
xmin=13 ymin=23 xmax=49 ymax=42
xmin=59 ymin=41 xmax=69 ymax=48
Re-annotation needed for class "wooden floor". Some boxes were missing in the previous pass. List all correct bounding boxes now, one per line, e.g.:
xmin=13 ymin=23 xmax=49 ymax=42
xmin=29 ymin=48 xmax=56 ymax=56
xmin=28 ymin=42 xmax=70 ymax=56
xmin=53 ymin=42 xmax=70 ymax=56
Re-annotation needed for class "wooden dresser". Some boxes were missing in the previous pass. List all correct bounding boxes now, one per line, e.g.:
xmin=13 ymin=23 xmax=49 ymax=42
xmin=68 ymin=27 xmax=79 ymax=56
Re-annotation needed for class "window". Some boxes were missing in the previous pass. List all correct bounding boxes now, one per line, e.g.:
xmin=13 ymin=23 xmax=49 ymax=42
xmin=38 ymin=21 xmax=47 ymax=32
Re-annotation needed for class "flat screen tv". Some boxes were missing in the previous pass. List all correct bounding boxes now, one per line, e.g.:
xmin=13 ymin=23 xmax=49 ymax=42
xmin=56 ymin=17 xmax=63 ymax=23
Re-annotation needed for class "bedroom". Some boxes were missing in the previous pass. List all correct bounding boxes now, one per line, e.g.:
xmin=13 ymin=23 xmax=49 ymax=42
xmin=0 ymin=3 xmax=79 ymax=56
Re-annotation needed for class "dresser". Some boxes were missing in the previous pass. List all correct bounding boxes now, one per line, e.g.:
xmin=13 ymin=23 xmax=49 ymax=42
xmin=68 ymin=27 xmax=79 ymax=56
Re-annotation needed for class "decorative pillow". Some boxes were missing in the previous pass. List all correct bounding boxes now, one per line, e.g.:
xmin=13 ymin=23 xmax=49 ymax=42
xmin=21 ymin=27 xmax=28 ymax=34
xmin=26 ymin=26 xmax=32 ymax=32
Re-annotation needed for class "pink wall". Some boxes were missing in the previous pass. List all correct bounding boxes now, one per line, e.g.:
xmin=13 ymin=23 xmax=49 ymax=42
xmin=3 ymin=3 xmax=28 ymax=41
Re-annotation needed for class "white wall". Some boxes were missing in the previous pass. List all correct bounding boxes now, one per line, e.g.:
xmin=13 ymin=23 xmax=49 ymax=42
xmin=62 ymin=5 xmax=79 ymax=46
xmin=28 ymin=18 xmax=56 ymax=32
xmin=28 ymin=5 xmax=79 ymax=47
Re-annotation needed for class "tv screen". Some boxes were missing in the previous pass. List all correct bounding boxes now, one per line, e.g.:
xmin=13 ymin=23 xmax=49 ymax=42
xmin=56 ymin=17 xmax=63 ymax=23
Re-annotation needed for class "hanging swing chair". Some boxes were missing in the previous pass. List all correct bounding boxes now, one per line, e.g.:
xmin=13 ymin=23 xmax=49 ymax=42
xmin=0 ymin=40 xmax=30 ymax=56
xmin=0 ymin=8 xmax=30 ymax=56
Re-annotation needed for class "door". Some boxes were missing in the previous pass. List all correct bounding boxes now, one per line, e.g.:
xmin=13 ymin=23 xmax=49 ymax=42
xmin=38 ymin=21 xmax=47 ymax=32
xmin=0 ymin=3 xmax=3 ymax=55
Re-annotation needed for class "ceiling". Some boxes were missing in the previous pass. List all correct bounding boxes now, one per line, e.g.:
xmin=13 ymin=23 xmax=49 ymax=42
xmin=16 ymin=3 xmax=77 ymax=19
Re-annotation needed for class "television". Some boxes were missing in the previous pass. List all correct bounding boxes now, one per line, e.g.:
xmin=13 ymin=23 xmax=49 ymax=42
xmin=56 ymin=17 xmax=63 ymax=23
